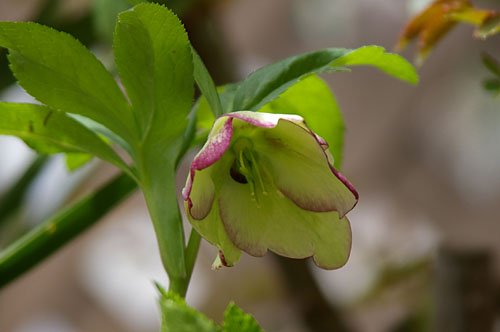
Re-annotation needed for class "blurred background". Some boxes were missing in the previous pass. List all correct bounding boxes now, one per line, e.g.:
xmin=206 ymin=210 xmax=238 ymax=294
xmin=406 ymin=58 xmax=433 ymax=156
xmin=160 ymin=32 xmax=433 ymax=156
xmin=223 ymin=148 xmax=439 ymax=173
xmin=1 ymin=0 xmax=500 ymax=331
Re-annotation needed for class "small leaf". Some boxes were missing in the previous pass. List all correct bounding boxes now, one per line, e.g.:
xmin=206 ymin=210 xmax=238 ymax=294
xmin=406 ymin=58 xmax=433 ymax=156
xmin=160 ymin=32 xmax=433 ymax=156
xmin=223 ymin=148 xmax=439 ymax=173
xmin=222 ymin=302 xmax=264 ymax=332
xmin=156 ymin=285 xmax=220 ymax=332
xmin=232 ymin=46 xmax=416 ymax=112
xmin=0 ymin=102 xmax=131 ymax=176
xmin=191 ymin=46 xmax=223 ymax=118
xmin=482 ymin=78 xmax=500 ymax=95
xmin=475 ymin=12 xmax=500 ymax=39
xmin=260 ymin=75 xmax=345 ymax=168
xmin=65 ymin=153 xmax=94 ymax=171
xmin=481 ymin=53 xmax=500 ymax=77
xmin=329 ymin=46 xmax=418 ymax=84
xmin=0 ymin=22 xmax=135 ymax=142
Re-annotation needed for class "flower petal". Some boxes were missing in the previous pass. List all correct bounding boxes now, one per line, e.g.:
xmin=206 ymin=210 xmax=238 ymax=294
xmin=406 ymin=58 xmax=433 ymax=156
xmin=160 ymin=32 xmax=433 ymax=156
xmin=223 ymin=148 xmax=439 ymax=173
xmin=186 ymin=197 xmax=242 ymax=267
xmin=255 ymin=119 xmax=357 ymax=217
xmin=218 ymin=169 xmax=351 ymax=269
xmin=183 ymin=116 xmax=234 ymax=217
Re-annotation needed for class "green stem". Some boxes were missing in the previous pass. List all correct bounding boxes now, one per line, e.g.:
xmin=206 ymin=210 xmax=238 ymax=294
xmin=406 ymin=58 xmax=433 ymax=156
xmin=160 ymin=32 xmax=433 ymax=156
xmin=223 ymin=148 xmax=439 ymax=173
xmin=0 ymin=155 xmax=48 ymax=227
xmin=0 ymin=173 xmax=137 ymax=288
xmin=141 ymin=171 xmax=187 ymax=282
xmin=169 ymin=228 xmax=201 ymax=297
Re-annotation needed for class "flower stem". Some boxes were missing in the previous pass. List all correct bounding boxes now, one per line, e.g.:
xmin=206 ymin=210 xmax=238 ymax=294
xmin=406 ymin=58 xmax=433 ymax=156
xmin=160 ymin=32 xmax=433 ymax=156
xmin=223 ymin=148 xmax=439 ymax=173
xmin=168 ymin=228 xmax=201 ymax=297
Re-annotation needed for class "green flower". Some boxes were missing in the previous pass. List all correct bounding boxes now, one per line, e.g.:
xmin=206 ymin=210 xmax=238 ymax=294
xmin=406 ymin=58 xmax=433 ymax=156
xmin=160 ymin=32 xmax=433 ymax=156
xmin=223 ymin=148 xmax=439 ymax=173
xmin=183 ymin=111 xmax=358 ymax=269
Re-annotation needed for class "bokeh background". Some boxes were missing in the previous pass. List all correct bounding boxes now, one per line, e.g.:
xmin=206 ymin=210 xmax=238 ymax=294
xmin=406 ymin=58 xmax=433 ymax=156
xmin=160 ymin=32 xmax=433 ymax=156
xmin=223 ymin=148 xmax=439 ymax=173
xmin=1 ymin=0 xmax=500 ymax=331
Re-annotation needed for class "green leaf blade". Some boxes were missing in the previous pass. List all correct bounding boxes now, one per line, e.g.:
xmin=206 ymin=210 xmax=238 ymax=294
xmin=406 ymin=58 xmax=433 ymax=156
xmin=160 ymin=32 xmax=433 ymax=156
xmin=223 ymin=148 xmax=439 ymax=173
xmin=157 ymin=287 xmax=220 ymax=332
xmin=0 ymin=22 xmax=135 ymax=142
xmin=232 ymin=46 xmax=417 ymax=112
xmin=191 ymin=46 xmax=223 ymax=118
xmin=330 ymin=46 xmax=419 ymax=85
xmin=114 ymin=3 xmax=194 ymax=280
xmin=0 ymin=102 xmax=132 ymax=177
xmin=260 ymin=75 xmax=345 ymax=168
xmin=114 ymin=3 xmax=194 ymax=142
xmin=223 ymin=302 xmax=264 ymax=332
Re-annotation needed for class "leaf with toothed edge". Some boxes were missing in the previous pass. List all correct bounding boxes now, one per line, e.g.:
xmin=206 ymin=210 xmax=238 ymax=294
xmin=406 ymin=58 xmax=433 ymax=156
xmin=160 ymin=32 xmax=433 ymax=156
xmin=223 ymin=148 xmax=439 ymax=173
xmin=0 ymin=102 xmax=131 ymax=176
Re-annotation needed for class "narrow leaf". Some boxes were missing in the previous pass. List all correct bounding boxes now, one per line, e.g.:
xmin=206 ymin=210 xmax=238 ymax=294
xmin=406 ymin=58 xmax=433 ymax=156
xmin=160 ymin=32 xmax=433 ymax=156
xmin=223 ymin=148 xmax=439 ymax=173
xmin=0 ymin=155 xmax=48 ymax=226
xmin=0 ymin=22 xmax=135 ymax=142
xmin=0 ymin=173 xmax=137 ymax=288
xmin=0 ymin=102 xmax=133 ymax=178
xmin=329 ymin=46 xmax=419 ymax=84
xmin=191 ymin=46 xmax=223 ymax=118
xmin=481 ymin=53 xmax=500 ymax=77
xmin=233 ymin=46 xmax=417 ymax=112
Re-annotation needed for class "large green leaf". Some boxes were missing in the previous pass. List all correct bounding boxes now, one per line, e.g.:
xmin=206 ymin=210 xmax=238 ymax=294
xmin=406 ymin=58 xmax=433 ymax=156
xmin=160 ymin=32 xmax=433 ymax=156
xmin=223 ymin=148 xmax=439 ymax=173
xmin=260 ymin=75 xmax=344 ymax=168
xmin=232 ymin=46 xmax=418 ymax=111
xmin=114 ymin=3 xmax=193 ymax=143
xmin=0 ymin=22 xmax=135 ymax=142
xmin=157 ymin=286 xmax=220 ymax=332
xmin=0 ymin=102 xmax=133 ymax=178
xmin=114 ymin=3 xmax=194 ymax=280
xmin=222 ymin=303 xmax=264 ymax=332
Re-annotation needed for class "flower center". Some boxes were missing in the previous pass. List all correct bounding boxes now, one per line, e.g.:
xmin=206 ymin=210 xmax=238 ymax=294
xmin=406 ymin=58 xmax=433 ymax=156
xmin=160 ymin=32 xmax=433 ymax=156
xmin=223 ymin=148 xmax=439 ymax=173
xmin=230 ymin=137 xmax=268 ymax=200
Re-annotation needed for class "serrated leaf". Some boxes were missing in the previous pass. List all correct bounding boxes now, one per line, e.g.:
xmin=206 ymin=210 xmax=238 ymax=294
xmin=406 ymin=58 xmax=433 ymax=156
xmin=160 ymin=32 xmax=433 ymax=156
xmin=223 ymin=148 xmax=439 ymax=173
xmin=232 ymin=46 xmax=417 ymax=112
xmin=114 ymin=3 xmax=193 ymax=143
xmin=114 ymin=3 xmax=194 ymax=279
xmin=222 ymin=302 xmax=264 ymax=332
xmin=157 ymin=286 xmax=220 ymax=332
xmin=0 ymin=102 xmax=131 ymax=176
xmin=260 ymin=75 xmax=344 ymax=168
xmin=0 ymin=22 xmax=135 ymax=142
xmin=92 ymin=0 xmax=136 ymax=42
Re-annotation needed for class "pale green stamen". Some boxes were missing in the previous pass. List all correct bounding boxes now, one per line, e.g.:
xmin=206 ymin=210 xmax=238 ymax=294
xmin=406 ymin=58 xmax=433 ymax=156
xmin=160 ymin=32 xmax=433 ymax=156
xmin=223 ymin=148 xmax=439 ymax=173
xmin=249 ymin=151 xmax=267 ymax=195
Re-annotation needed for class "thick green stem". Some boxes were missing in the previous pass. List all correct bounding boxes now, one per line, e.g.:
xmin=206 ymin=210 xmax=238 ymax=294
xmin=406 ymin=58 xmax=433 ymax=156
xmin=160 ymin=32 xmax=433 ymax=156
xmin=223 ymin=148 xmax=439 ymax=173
xmin=0 ymin=173 xmax=137 ymax=288
xmin=139 ymin=158 xmax=187 ymax=283
xmin=168 ymin=228 xmax=201 ymax=297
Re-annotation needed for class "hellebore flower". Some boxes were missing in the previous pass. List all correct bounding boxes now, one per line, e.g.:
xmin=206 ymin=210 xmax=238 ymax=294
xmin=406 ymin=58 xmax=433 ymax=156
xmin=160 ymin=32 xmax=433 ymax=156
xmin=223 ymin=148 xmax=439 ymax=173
xmin=182 ymin=111 xmax=358 ymax=269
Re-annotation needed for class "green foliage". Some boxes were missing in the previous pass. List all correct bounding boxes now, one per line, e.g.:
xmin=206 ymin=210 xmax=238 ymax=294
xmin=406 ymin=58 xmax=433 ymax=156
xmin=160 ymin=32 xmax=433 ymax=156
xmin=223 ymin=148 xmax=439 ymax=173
xmin=114 ymin=3 xmax=194 ymax=280
xmin=0 ymin=173 xmax=137 ymax=288
xmin=157 ymin=284 xmax=264 ymax=332
xmin=222 ymin=303 xmax=264 ymax=332
xmin=191 ymin=46 xmax=224 ymax=118
xmin=0 ymin=22 xmax=136 ymax=143
xmin=232 ymin=45 xmax=417 ymax=111
xmin=65 ymin=153 xmax=94 ymax=171
xmin=0 ymin=103 xmax=131 ymax=176
xmin=481 ymin=53 xmax=500 ymax=96
xmin=158 ymin=286 xmax=220 ymax=332
xmin=260 ymin=75 xmax=345 ymax=168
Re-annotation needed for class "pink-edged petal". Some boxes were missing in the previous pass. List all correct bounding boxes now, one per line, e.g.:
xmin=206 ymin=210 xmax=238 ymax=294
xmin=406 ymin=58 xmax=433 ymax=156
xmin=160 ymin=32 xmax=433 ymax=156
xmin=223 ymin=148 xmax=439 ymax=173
xmin=182 ymin=116 xmax=234 ymax=214
xmin=226 ymin=111 xmax=304 ymax=128
xmin=254 ymin=118 xmax=357 ymax=217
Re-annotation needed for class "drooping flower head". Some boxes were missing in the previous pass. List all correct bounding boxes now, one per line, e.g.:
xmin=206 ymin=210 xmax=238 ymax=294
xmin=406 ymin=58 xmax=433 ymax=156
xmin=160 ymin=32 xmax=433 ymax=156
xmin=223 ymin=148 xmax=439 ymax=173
xmin=182 ymin=111 xmax=358 ymax=269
